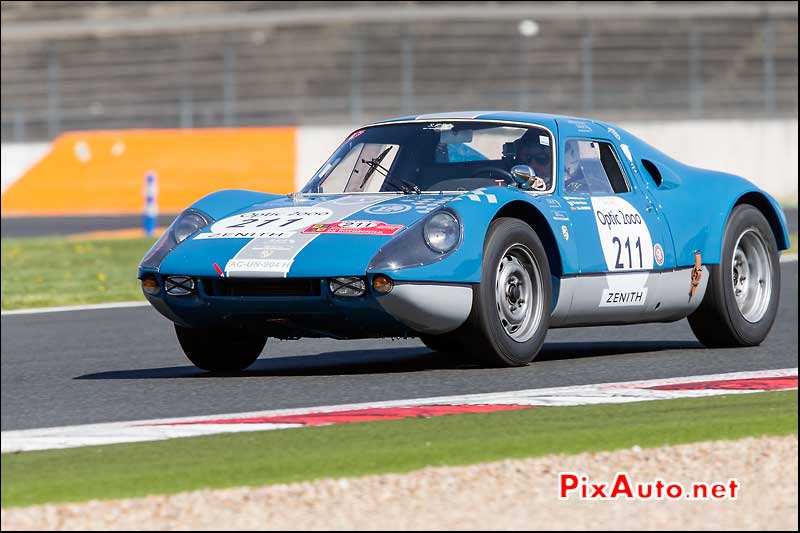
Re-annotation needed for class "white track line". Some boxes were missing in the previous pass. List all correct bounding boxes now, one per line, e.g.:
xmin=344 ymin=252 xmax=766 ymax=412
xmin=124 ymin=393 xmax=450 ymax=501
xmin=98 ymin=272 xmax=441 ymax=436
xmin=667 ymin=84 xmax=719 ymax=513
xmin=1 ymin=301 xmax=148 ymax=316
xmin=2 ymin=367 xmax=795 ymax=454
xmin=780 ymin=253 xmax=798 ymax=263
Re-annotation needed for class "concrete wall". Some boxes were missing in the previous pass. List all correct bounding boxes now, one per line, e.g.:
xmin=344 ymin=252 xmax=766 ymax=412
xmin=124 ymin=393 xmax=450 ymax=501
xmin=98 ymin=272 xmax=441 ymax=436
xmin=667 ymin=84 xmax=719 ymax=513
xmin=2 ymin=119 xmax=796 ymax=216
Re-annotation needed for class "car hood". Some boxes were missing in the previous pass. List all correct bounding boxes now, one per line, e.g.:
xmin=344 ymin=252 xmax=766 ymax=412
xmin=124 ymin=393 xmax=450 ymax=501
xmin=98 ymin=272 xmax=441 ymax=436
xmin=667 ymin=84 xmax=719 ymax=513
xmin=159 ymin=193 xmax=462 ymax=278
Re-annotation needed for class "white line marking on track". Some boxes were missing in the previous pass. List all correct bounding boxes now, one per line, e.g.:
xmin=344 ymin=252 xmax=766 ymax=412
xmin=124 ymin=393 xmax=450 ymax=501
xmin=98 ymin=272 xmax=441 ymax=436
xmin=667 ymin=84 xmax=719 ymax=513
xmin=780 ymin=253 xmax=797 ymax=263
xmin=1 ymin=301 xmax=149 ymax=316
xmin=2 ymin=367 xmax=795 ymax=453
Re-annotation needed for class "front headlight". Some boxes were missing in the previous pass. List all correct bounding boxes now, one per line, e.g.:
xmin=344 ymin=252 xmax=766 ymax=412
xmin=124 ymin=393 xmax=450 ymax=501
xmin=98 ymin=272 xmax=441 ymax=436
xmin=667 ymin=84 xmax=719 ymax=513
xmin=173 ymin=211 xmax=211 ymax=243
xmin=424 ymin=211 xmax=460 ymax=253
xmin=139 ymin=208 xmax=214 ymax=272
xmin=368 ymin=208 xmax=462 ymax=271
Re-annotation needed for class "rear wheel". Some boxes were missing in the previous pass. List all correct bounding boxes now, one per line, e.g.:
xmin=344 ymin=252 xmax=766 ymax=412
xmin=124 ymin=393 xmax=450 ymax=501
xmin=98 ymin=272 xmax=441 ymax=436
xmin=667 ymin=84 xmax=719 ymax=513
xmin=688 ymin=205 xmax=780 ymax=347
xmin=460 ymin=218 xmax=552 ymax=366
xmin=175 ymin=324 xmax=267 ymax=372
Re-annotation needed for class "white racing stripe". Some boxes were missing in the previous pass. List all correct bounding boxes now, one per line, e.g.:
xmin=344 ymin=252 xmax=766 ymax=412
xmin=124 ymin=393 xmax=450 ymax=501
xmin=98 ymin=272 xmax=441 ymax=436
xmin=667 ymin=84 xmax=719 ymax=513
xmin=1 ymin=301 xmax=149 ymax=316
xmin=2 ymin=367 xmax=795 ymax=453
xmin=224 ymin=195 xmax=395 ymax=277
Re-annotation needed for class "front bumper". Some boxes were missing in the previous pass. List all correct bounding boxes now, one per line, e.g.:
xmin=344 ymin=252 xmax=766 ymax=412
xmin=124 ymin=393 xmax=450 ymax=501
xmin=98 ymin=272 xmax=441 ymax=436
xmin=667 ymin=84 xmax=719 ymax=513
xmin=141 ymin=273 xmax=473 ymax=339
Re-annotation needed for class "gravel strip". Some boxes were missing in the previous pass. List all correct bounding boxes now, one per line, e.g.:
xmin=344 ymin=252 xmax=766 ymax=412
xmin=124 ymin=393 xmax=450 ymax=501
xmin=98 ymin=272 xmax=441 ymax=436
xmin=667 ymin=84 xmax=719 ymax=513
xmin=2 ymin=436 xmax=797 ymax=531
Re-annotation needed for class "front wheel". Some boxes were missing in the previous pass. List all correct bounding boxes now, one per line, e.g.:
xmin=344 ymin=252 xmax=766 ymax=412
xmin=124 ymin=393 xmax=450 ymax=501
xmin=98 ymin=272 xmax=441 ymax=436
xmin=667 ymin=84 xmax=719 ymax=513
xmin=688 ymin=204 xmax=780 ymax=347
xmin=460 ymin=218 xmax=552 ymax=366
xmin=175 ymin=324 xmax=267 ymax=372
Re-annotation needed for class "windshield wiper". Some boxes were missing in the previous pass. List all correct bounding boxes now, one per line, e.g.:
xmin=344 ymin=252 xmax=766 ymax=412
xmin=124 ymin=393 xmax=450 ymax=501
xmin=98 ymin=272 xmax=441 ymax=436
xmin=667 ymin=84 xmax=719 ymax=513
xmin=358 ymin=147 xmax=420 ymax=194
xmin=359 ymin=147 xmax=393 ymax=188
xmin=383 ymin=178 xmax=421 ymax=195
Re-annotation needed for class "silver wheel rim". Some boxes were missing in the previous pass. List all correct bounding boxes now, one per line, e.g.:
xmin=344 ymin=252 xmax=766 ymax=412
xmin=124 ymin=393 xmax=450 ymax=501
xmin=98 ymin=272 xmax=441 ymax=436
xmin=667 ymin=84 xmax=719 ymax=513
xmin=731 ymin=229 xmax=772 ymax=323
xmin=495 ymin=244 xmax=543 ymax=342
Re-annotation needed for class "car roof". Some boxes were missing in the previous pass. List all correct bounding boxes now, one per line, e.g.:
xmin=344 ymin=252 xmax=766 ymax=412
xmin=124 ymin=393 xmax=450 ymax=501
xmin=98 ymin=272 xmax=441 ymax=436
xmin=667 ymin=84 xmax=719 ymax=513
xmin=368 ymin=110 xmax=604 ymax=128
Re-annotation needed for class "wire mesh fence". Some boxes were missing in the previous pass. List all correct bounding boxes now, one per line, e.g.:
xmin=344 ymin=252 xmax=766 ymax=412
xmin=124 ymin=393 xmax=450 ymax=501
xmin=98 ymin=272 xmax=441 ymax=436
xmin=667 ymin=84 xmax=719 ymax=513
xmin=1 ymin=1 xmax=797 ymax=141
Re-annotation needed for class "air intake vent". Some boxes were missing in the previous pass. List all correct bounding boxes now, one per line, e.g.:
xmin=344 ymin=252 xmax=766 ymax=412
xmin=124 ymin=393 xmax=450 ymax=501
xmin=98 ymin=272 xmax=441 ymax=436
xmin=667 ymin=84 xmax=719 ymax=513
xmin=641 ymin=159 xmax=663 ymax=187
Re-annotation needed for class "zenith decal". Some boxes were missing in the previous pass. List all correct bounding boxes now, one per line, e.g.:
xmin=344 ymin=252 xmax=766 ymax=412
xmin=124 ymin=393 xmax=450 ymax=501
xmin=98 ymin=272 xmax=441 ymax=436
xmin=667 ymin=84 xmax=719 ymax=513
xmin=600 ymin=288 xmax=648 ymax=307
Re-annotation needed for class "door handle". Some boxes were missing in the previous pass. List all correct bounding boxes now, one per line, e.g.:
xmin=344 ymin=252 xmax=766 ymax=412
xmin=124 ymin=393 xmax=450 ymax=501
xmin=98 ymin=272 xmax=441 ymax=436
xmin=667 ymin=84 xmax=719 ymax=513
xmin=646 ymin=204 xmax=654 ymax=213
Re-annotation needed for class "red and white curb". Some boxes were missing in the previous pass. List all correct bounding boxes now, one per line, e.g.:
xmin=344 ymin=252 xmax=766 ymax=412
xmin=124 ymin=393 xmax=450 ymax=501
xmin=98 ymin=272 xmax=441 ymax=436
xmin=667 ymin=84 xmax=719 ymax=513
xmin=2 ymin=368 xmax=796 ymax=453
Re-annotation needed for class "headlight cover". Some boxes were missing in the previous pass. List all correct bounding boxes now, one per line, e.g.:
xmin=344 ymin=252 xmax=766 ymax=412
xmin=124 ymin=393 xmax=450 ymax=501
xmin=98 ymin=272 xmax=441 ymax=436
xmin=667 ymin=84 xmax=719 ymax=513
xmin=423 ymin=211 xmax=460 ymax=253
xmin=173 ymin=211 xmax=211 ymax=244
xmin=368 ymin=208 xmax=462 ymax=271
xmin=139 ymin=208 xmax=214 ymax=272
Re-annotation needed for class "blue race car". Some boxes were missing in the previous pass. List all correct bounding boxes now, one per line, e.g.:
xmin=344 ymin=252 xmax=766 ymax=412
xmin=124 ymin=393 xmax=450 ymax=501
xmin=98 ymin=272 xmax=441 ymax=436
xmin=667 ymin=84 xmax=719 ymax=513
xmin=138 ymin=112 xmax=789 ymax=371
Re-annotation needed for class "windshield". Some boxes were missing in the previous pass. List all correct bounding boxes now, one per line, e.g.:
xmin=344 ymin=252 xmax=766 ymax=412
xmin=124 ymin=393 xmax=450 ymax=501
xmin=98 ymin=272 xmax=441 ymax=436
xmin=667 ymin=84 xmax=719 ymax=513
xmin=302 ymin=121 xmax=554 ymax=193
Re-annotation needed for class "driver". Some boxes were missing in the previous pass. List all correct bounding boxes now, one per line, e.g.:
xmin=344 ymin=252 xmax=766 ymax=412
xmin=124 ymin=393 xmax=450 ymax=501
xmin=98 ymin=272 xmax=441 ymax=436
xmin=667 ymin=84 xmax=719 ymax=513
xmin=515 ymin=130 xmax=553 ymax=189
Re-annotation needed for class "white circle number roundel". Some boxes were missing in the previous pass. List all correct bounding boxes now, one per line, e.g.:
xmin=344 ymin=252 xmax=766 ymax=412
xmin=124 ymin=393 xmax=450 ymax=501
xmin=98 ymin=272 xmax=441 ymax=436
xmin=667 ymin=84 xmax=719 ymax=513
xmin=590 ymin=196 xmax=653 ymax=271
xmin=210 ymin=207 xmax=333 ymax=234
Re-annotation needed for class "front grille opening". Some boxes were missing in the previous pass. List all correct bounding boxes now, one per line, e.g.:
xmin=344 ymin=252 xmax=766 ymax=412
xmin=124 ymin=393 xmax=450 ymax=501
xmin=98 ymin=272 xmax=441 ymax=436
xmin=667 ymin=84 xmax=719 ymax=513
xmin=201 ymin=278 xmax=321 ymax=297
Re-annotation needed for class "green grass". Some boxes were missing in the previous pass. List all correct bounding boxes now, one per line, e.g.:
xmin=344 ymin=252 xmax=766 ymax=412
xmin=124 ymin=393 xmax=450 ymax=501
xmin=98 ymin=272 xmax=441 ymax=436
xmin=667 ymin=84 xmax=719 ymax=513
xmin=2 ymin=390 xmax=796 ymax=508
xmin=0 ymin=236 xmax=155 ymax=310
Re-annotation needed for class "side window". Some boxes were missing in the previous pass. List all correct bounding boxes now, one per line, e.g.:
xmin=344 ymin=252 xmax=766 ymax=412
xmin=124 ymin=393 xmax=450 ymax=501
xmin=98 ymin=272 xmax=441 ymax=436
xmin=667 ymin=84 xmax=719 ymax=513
xmin=563 ymin=140 xmax=630 ymax=195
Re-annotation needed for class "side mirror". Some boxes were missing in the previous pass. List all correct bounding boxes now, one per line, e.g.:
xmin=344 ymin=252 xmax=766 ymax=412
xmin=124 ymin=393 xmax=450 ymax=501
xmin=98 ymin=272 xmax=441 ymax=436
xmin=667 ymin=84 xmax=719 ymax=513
xmin=510 ymin=165 xmax=537 ymax=189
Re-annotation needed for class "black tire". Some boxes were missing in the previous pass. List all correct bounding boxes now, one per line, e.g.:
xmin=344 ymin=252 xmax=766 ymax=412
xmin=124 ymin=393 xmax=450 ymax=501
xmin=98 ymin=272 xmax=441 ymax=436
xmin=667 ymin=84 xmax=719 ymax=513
xmin=460 ymin=217 xmax=552 ymax=366
xmin=688 ymin=204 xmax=780 ymax=347
xmin=419 ymin=332 xmax=465 ymax=354
xmin=175 ymin=324 xmax=267 ymax=372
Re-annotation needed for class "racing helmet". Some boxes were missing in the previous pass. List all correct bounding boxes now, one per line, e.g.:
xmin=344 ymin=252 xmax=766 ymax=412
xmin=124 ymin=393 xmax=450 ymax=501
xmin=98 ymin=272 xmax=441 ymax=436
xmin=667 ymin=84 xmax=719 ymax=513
xmin=515 ymin=129 xmax=551 ymax=167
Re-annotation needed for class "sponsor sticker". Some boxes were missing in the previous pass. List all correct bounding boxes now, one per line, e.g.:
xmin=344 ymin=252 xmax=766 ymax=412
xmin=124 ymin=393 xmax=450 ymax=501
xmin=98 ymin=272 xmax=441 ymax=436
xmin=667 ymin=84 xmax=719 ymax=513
xmin=565 ymin=197 xmax=591 ymax=211
xmin=250 ymin=240 xmax=297 ymax=259
xmin=600 ymin=288 xmax=648 ymax=307
xmin=347 ymin=129 xmax=365 ymax=141
xmin=620 ymin=143 xmax=634 ymax=163
xmin=654 ymin=243 xmax=665 ymax=266
xmin=561 ymin=225 xmax=570 ymax=241
xmin=198 ymin=207 xmax=333 ymax=240
xmin=552 ymin=210 xmax=569 ymax=221
xmin=302 ymin=220 xmax=405 ymax=236
xmin=607 ymin=127 xmax=621 ymax=141
xmin=423 ymin=123 xmax=454 ymax=131
xmin=567 ymin=120 xmax=593 ymax=133
xmin=591 ymin=196 xmax=654 ymax=271
xmin=539 ymin=135 xmax=550 ymax=146
xmin=546 ymin=198 xmax=561 ymax=208
xmin=364 ymin=203 xmax=412 ymax=215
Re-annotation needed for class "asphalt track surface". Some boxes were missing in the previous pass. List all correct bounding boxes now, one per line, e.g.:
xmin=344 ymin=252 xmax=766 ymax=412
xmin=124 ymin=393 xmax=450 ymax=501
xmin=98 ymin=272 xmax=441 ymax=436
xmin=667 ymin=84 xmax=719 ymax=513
xmin=1 ymin=262 xmax=797 ymax=432
xmin=1 ymin=209 xmax=797 ymax=238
